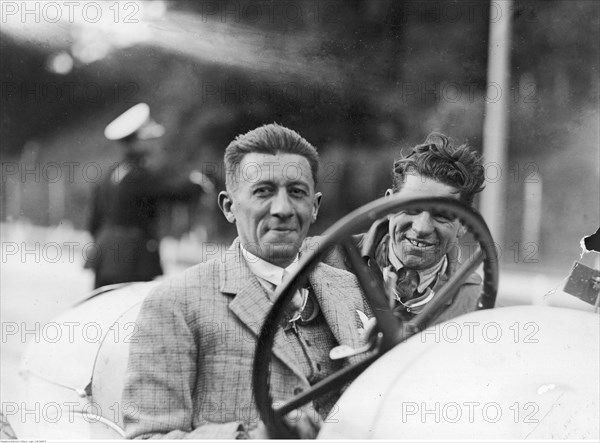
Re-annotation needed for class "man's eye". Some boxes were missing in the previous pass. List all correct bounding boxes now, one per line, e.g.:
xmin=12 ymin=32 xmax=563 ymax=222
xmin=290 ymin=188 xmax=308 ymax=197
xmin=254 ymin=187 xmax=271 ymax=196
xmin=433 ymin=213 xmax=455 ymax=222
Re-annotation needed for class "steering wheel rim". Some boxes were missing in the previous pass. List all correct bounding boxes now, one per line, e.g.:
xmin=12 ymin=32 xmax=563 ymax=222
xmin=253 ymin=195 xmax=498 ymax=438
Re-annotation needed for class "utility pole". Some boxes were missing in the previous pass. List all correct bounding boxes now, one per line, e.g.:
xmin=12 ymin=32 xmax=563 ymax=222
xmin=480 ymin=0 xmax=513 ymax=253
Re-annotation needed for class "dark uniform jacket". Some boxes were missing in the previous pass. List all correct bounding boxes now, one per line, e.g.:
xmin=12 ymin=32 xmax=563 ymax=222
xmin=87 ymin=162 xmax=201 ymax=288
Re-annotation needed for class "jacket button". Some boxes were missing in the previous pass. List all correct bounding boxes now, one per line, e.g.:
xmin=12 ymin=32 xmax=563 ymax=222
xmin=293 ymin=387 xmax=304 ymax=395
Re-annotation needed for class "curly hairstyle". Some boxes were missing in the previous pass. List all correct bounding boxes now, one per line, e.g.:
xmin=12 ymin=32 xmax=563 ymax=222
xmin=391 ymin=132 xmax=485 ymax=206
xmin=224 ymin=123 xmax=319 ymax=191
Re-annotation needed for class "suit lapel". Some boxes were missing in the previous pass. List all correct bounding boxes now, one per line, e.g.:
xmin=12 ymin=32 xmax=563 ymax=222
xmin=222 ymin=240 xmax=307 ymax=382
xmin=433 ymin=271 xmax=453 ymax=307
xmin=310 ymin=264 xmax=364 ymax=365
xmin=433 ymin=254 xmax=482 ymax=306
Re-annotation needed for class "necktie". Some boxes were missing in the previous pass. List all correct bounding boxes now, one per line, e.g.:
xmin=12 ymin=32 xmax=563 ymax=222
xmin=281 ymin=270 xmax=305 ymax=311
xmin=395 ymin=268 xmax=420 ymax=303
xmin=280 ymin=270 xmax=320 ymax=326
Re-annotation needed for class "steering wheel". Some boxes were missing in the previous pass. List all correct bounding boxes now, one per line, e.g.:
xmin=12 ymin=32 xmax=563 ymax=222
xmin=253 ymin=195 xmax=499 ymax=438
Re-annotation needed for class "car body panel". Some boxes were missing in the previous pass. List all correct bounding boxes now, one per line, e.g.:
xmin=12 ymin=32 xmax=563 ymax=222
xmin=7 ymin=277 xmax=599 ymax=439
xmin=10 ymin=282 xmax=158 ymax=439
xmin=319 ymin=305 xmax=599 ymax=439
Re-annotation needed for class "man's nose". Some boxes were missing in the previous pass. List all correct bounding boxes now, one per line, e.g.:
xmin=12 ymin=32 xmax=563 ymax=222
xmin=411 ymin=211 xmax=434 ymax=235
xmin=270 ymin=189 xmax=294 ymax=218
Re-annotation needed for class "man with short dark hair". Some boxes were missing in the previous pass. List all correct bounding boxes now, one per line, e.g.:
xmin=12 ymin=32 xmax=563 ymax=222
xmin=122 ymin=123 xmax=370 ymax=439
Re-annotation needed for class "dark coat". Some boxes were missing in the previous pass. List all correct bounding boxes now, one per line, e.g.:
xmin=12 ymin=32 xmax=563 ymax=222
xmin=320 ymin=217 xmax=482 ymax=327
xmin=367 ymin=232 xmax=482 ymax=325
xmin=87 ymin=162 xmax=202 ymax=288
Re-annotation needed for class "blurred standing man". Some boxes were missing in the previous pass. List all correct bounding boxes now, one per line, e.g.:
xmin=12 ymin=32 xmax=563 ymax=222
xmin=87 ymin=103 xmax=211 ymax=288
xmin=122 ymin=124 xmax=370 ymax=439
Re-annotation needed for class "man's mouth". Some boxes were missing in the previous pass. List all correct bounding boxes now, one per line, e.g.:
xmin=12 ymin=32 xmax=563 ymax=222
xmin=270 ymin=227 xmax=296 ymax=233
xmin=405 ymin=237 xmax=435 ymax=248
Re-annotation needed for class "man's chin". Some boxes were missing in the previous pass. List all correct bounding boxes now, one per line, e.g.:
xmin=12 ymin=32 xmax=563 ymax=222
xmin=260 ymin=241 xmax=301 ymax=266
xmin=397 ymin=253 xmax=440 ymax=271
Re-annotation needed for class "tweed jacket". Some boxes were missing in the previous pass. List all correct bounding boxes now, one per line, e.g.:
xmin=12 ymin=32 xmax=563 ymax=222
xmin=122 ymin=239 xmax=370 ymax=439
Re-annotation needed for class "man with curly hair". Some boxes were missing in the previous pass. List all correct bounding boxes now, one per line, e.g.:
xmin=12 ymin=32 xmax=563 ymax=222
xmin=326 ymin=132 xmax=485 ymax=325
xmin=368 ymin=132 xmax=486 ymax=323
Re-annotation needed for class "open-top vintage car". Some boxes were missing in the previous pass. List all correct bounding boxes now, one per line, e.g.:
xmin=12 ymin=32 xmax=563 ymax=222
xmin=5 ymin=196 xmax=599 ymax=439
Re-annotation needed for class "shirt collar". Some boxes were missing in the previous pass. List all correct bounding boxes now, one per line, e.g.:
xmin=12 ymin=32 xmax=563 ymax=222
xmin=240 ymin=243 xmax=300 ymax=288
xmin=388 ymin=238 xmax=448 ymax=293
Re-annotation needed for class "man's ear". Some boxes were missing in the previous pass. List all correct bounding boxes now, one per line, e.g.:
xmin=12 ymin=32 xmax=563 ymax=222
xmin=218 ymin=191 xmax=236 ymax=223
xmin=385 ymin=188 xmax=393 ymax=197
xmin=312 ymin=192 xmax=322 ymax=222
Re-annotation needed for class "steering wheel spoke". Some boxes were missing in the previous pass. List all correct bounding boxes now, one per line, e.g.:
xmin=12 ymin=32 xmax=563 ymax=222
xmin=407 ymin=246 xmax=486 ymax=332
xmin=341 ymin=238 xmax=404 ymax=351
xmin=273 ymin=351 xmax=380 ymax=417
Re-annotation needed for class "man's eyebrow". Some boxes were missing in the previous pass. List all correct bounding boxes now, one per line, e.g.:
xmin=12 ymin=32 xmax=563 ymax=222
xmin=248 ymin=178 xmax=313 ymax=189
xmin=287 ymin=180 xmax=310 ymax=187
xmin=250 ymin=179 xmax=275 ymax=186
